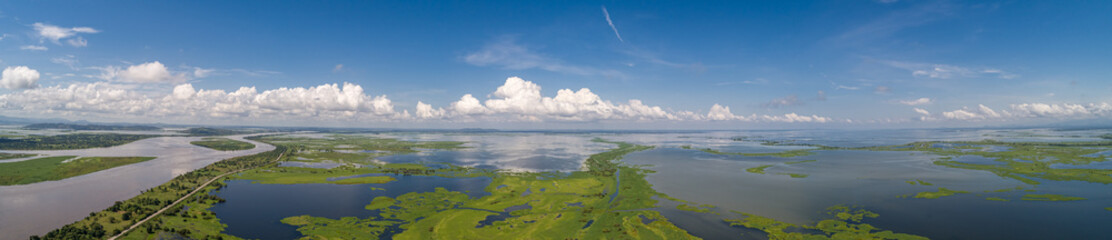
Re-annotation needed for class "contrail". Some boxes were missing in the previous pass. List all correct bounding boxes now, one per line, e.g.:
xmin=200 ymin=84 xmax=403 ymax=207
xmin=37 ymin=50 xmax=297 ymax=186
xmin=602 ymin=6 xmax=624 ymax=43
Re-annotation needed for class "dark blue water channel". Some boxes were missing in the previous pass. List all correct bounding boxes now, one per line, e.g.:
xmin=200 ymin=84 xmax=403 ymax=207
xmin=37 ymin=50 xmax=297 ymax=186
xmin=209 ymin=174 xmax=492 ymax=240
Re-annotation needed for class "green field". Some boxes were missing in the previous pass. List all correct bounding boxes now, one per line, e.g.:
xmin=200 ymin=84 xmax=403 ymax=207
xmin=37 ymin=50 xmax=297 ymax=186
xmin=190 ymin=138 xmax=255 ymax=151
xmin=0 ymin=156 xmax=156 ymax=186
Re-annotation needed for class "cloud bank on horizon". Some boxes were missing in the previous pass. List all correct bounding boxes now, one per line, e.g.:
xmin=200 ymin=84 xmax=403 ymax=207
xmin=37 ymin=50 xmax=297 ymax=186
xmin=0 ymin=1 xmax=1109 ymax=128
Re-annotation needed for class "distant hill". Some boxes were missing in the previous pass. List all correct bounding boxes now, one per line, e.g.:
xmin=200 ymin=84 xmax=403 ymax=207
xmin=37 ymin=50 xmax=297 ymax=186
xmin=22 ymin=123 xmax=162 ymax=131
xmin=179 ymin=127 xmax=252 ymax=136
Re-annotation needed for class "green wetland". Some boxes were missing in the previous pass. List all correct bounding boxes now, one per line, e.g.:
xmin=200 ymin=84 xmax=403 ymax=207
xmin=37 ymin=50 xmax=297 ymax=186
xmin=13 ymin=128 xmax=1112 ymax=239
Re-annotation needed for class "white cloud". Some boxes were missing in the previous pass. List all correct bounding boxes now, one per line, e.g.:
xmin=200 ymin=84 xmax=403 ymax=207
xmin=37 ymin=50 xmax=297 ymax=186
xmin=925 ymin=102 xmax=1112 ymax=121
xmin=707 ymin=104 xmax=742 ymax=121
xmin=415 ymin=101 xmax=445 ymax=119
xmin=21 ymin=45 xmax=49 ymax=51
xmin=32 ymin=23 xmax=98 ymax=47
xmin=66 ymin=37 xmax=88 ymax=47
xmin=601 ymin=6 xmax=624 ymax=42
xmin=835 ymin=85 xmax=860 ymax=90
xmin=463 ymin=37 xmax=624 ymax=78
xmin=1 ymin=66 xmax=40 ymax=89
xmin=333 ymin=64 xmax=343 ymax=73
xmin=0 ymin=81 xmax=399 ymax=122
xmin=0 ymin=75 xmax=837 ymax=125
xmin=192 ymin=67 xmax=215 ymax=78
xmin=764 ymin=95 xmax=801 ymax=108
xmin=1010 ymin=103 xmax=1111 ymax=118
xmin=430 ymin=77 xmax=672 ymax=121
xmin=412 ymin=77 xmax=834 ymax=124
xmin=882 ymin=60 xmax=1018 ymax=79
xmin=816 ymin=91 xmax=827 ymax=101
xmin=913 ymin=108 xmax=930 ymax=115
xmin=101 ymin=61 xmax=188 ymax=83
xmin=898 ymin=97 xmax=932 ymax=106
xmin=760 ymin=113 xmax=831 ymax=123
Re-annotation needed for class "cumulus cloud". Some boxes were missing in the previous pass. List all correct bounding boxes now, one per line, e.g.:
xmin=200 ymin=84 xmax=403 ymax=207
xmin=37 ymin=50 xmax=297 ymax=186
xmin=913 ymin=108 xmax=930 ymax=115
xmin=0 ymin=81 xmax=399 ymax=122
xmin=760 ymin=113 xmax=831 ymax=123
xmin=424 ymin=77 xmax=672 ymax=121
xmin=0 ymin=75 xmax=837 ymax=125
xmin=100 ymin=61 xmax=188 ymax=83
xmin=33 ymin=23 xmax=98 ymax=47
xmin=410 ymin=77 xmax=834 ymax=124
xmin=703 ymin=103 xmax=832 ymax=123
xmin=898 ymin=97 xmax=932 ymax=106
xmin=918 ymin=102 xmax=1112 ymax=121
xmin=1 ymin=66 xmax=40 ymax=89
xmin=706 ymin=104 xmax=740 ymax=120
xmin=463 ymin=37 xmax=623 ymax=78
xmin=20 ymin=45 xmax=48 ymax=51
xmin=1010 ymin=103 xmax=1112 ymax=118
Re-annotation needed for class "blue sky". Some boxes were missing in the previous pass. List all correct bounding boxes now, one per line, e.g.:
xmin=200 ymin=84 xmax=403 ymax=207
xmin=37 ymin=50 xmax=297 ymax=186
xmin=0 ymin=0 xmax=1110 ymax=129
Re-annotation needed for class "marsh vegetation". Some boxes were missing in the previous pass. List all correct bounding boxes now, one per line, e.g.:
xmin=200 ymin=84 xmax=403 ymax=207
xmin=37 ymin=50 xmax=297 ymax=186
xmin=190 ymin=138 xmax=255 ymax=151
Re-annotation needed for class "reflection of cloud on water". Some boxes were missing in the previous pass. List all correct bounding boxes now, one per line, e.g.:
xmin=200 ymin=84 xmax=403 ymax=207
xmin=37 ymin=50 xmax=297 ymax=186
xmin=370 ymin=132 xmax=613 ymax=172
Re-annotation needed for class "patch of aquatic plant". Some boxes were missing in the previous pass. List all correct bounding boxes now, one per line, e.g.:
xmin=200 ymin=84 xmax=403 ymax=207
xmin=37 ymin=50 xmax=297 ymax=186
xmin=1020 ymin=194 xmax=1085 ymax=201
xmin=723 ymin=206 xmax=927 ymax=240
xmin=907 ymin=188 xmax=969 ymax=199
xmin=699 ymin=147 xmax=816 ymax=158
xmin=677 ymin=204 xmax=717 ymax=214
xmin=905 ymin=179 xmax=933 ymax=186
xmin=779 ymin=173 xmax=809 ymax=178
xmin=282 ymin=215 xmax=396 ymax=239
xmin=986 ymin=197 xmax=1010 ymax=202
xmin=785 ymin=159 xmax=817 ymax=165
xmin=190 ymin=137 xmax=255 ymax=151
xmin=746 ymin=165 xmax=773 ymax=174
